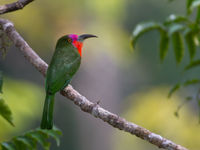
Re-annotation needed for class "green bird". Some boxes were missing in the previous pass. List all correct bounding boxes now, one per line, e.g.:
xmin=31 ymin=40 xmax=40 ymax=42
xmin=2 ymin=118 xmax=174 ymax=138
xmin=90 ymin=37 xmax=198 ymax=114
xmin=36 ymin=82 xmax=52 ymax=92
xmin=41 ymin=34 xmax=97 ymax=129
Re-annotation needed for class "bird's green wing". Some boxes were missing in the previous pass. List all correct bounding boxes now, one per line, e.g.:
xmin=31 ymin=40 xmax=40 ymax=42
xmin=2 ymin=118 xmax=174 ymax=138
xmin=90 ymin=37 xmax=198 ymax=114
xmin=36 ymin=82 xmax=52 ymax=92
xmin=46 ymin=45 xmax=81 ymax=94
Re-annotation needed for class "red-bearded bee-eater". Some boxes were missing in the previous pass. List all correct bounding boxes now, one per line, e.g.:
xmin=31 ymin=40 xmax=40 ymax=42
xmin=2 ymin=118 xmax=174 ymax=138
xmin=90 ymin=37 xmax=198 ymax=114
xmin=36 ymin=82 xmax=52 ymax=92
xmin=41 ymin=34 xmax=97 ymax=129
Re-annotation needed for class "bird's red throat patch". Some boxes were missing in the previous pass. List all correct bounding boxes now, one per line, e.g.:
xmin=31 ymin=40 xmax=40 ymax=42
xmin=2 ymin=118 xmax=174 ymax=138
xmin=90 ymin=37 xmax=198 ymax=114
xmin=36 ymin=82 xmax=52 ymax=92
xmin=73 ymin=40 xmax=83 ymax=56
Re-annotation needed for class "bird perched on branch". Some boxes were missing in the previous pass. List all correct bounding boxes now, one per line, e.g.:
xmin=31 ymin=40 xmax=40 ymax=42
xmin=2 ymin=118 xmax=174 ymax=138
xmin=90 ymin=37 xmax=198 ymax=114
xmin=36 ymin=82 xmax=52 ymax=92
xmin=41 ymin=34 xmax=97 ymax=129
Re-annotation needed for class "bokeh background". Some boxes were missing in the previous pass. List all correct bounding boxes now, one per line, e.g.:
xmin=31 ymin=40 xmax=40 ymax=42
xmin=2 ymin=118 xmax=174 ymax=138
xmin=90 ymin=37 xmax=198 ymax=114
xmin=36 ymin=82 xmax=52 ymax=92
xmin=0 ymin=0 xmax=200 ymax=149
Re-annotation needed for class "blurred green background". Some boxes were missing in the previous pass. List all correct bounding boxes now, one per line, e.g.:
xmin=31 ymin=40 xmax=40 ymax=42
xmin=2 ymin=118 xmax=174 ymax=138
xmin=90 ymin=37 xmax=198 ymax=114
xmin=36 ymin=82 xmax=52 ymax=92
xmin=0 ymin=0 xmax=200 ymax=149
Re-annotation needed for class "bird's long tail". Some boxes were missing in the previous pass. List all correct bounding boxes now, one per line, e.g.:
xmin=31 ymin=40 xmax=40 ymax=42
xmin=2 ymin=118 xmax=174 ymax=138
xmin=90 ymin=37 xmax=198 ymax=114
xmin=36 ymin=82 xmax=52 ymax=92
xmin=40 ymin=93 xmax=55 ymax=129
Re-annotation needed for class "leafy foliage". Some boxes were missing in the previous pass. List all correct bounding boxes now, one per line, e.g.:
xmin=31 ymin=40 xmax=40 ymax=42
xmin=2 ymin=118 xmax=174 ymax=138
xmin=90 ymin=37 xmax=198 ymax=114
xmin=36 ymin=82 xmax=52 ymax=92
xmin=0 ymin=98 xmax=14 ymax=126
xmin=183 ymin=78 xmax=200 ymax=86
xmin=132 ymin=19 xmax=189 ymax=64
xmin=131 ymin=22 xmax=165 ymax=49
xmin=131 ymin=1 xmax=200 ymax=64
xmin=0 ymin=72 xmax=14 ymax=126
xmin=189 ymin=0 xmax=200 ymax=13
xmin=0 ymin=74 xmax=60 ymax=149
xmin=185 ymin=30 xmax=197 ymax=60
xmin=172 ymin=32 xmax=184 ymax=63
xmin=1 ymin=127 xmax=62 ymax=150
xmin=0 ymin=71 xmax=3 ymax=93
xmin=168 ymin=79 xmax=200 ymax=97
xmin=168 ymin=78 xmax=200 ymax=118
xmin=159 ymin=31 xmax=169 ymax=61
xmin=168 ymin=83 xmax=181 ymax=98
xmin=132 ymin=0 xmax=200 ymax=119
xmin=184 ymin=59 xmax=200 ymax=70
xmin=174 ymin=96 xmax=193 ymax=118
xmin=164 ymin=15 xmax=189 ymax=24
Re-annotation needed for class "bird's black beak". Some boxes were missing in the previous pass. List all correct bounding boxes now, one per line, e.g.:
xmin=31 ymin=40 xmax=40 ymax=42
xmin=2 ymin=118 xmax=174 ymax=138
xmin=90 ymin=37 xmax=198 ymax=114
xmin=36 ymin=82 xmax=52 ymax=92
xmin=78 ymin=34 xmax=98 ymax=42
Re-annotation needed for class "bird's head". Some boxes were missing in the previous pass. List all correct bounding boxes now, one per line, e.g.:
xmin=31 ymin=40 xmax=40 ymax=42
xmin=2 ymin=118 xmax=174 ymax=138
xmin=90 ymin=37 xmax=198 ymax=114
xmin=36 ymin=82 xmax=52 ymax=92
xmin=67 ymin=34 xmax=97 ymax=56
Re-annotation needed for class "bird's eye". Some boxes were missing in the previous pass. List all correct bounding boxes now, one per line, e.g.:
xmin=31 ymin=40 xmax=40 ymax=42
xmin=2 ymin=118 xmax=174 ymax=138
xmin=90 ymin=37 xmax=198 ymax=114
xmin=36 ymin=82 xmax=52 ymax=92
xmin=67 ymin=38 xmax=72 ymax=43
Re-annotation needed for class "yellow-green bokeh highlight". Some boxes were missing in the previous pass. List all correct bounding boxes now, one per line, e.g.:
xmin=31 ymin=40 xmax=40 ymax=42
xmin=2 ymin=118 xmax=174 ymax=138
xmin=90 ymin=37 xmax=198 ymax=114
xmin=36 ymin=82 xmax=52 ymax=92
xmin=0 ymin=78 xmax=44 ymax=141
xmin=113 ymin=87 xmax=200 ymax=150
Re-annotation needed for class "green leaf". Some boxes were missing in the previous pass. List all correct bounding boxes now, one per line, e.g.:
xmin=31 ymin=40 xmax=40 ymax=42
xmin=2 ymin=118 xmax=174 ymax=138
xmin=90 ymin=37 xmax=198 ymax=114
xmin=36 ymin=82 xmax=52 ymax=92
xmin=190 ymin=0 xmax=200 ymax=13
xmin=26 ymin=131 xmax=50 ymax=150
xmin=196 ymin=6 xmax=200 ymax=22
xmin=13 ymin=136 xmax=36 ymax=150
xmin=0 ymin=98 xmax=14 ymax=126
xmin=169 ymin=24 xmax=185 ymax=36
xmin=187 ymin=0 xmax=195 ymax=9
xmin=159 ymin=31 xmax=169 ymax=62
xmin=0 ymin=71 xmax=3 ymax=93
xmin=186 ymin=96 xmax=193 ymax=101
xmin=11 ymin=140 xmax=26 ymax=150
xmin=38 ymin=127 xmax=62 ymax=146
xmin=168 ymin=83 xmax=181 ymax=98
xmin=198 ymin=99 xmax=200 ymax=106
xmin=172 ymin=32 xmax=184 ymax=64
xmin=169 ymin=25 xmax=185 ymax=63
xmin=187 ymin=0 xmax=195 ymax=14
xmin=183 ymin=79 xmax=200 ymax=86
xmin=174 ymin=97 xmax=192 ymax=118
xmin=174 ymin=111 xmax=179 ymax=118
xmin=184 ymin=59 xmax=200 ymax=70
xmin=1 ymin=142 xmax=16 ymax=150
xmin=185 ymin=31 xmax=197 ymax=60
xmin=165 ymin=14 xmax=189 ymax=25
xmin=131 ymin=22 xmax=165 ymax=49
xmin=1 ymin=128 xmax=62 ymax=150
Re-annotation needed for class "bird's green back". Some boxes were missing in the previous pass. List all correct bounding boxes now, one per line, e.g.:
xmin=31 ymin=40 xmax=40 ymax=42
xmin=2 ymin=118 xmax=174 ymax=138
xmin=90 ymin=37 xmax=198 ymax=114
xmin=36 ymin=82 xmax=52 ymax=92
xmin=45 ymin=35 xmax=81 ymax=94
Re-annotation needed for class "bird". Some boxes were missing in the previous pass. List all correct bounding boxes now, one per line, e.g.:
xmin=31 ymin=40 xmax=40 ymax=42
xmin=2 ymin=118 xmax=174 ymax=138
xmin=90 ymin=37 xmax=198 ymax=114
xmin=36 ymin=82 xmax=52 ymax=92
xmin=40 ymin=34 xmax=97 ymax=129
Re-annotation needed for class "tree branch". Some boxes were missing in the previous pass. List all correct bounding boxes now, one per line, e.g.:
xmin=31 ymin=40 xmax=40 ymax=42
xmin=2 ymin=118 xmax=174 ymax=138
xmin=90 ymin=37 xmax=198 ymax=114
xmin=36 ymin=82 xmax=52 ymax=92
xmin=0 ymin=0 xmax=34 ymax=15
xmin=0 ymin=19 xmax=188 ymax=150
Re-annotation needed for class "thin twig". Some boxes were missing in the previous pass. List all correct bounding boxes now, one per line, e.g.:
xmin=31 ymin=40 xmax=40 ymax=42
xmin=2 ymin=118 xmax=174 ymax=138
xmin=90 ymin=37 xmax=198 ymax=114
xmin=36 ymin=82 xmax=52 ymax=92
xmin=0 ymin=0 xmax=34 ymax=15
xmin=0 ymin=19 xmax=188 ymax=150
